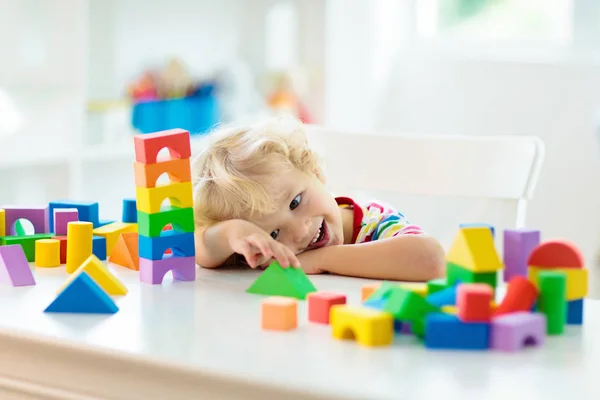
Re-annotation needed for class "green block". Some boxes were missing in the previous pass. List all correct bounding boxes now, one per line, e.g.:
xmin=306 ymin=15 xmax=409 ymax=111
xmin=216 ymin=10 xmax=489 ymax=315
xmin=14 ymin=219 xmax=26 ymax=236
xmin=364 ymin=281 xmax=395 ymax=302
xmin=447 ymin=262 xmax=497 ymax=288
xmin=0 ymin=233 xmax=54 ymax=262
xmin=137 ymin=206 xmax=194 ymax=237
xmin=538 ymin=271 xmax=567 ymax=335
xmin=383 ymin=287 xmax=439 ymax=337
xmin=246 ymin=261 xmax=317 ymax=299
xmin=427 ymin=278 xmax=448 ymax=295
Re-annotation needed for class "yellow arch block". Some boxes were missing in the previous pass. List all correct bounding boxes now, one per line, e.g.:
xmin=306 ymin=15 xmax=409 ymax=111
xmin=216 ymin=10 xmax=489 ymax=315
xmin=330 ymin=305 xmax=393 ymax=347
xmin=528 ymin=266 xmax=588 ymax=300
xmin=59 ymin=254 xmax=127 ymax=296
xmin=135 ymin=181 xmax=193 ymax=214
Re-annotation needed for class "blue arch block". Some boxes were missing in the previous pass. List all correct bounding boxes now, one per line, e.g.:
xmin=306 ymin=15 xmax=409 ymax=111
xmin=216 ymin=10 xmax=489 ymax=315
xmin=138 ymin=230 xmax=195 ymax=260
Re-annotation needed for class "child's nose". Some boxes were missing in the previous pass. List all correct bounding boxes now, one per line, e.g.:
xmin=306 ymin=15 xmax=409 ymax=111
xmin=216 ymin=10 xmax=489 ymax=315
xmin=292 ymin=218 xmax=311 ymax=243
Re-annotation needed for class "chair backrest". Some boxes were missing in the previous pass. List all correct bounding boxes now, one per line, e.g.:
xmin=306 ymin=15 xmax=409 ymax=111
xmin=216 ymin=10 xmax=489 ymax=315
xmin=304 ymin=125 xmax=545 ymax=248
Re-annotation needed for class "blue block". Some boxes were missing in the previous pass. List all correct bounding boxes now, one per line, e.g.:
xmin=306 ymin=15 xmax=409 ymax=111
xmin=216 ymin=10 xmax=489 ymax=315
xmin=98 ymin=220 xmax=115 ymax=227
xmin=567 ymin=299 xmax=583 ymax=325
xmin=49 ymin=200 xmax=100 ymax=232
xmin=122 ymin=198 xmax=137 ymax=223
xmin=45 ymin=272 xmax=118 ymax=314
xmin=363 ymin=298 xmax=386 ymax=309
xmin=138 ymin=230 xmax=195 ymax=260
xmin=425 ymin=313 xmax=489 ymax=350
xmin=92 ymin=236 xmax=107 ymax=260
xmin=459 ymin=223 xmax=495 ymax=238
xmin=425 ymin=285 xmax=457 ymax=307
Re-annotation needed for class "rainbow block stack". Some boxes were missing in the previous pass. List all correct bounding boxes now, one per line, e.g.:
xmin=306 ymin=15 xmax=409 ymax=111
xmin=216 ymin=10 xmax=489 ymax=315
xmin=133 ymin=128 xmax=196 ymax=284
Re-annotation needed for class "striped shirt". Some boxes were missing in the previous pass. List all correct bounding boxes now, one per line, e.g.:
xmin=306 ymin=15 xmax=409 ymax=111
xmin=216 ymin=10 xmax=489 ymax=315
xmin=336 ymin=197 xmax=424 ymax=244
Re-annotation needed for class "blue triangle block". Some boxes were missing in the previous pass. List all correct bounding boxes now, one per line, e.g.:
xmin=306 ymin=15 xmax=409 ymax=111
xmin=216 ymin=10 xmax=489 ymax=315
xmin=44 ymin=272 xmax=119 ymax=314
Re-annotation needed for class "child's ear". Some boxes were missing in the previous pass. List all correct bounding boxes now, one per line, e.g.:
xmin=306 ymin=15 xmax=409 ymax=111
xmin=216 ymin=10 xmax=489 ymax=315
xmin=314 ymin=167 xmax=326 ymax=184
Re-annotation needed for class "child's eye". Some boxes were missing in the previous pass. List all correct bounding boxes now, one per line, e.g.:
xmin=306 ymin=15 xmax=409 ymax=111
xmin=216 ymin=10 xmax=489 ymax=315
xmin=290 ymin=194 xmax=302 ymax=210
xmin=270 ymin=229 xmax=279 ymax=240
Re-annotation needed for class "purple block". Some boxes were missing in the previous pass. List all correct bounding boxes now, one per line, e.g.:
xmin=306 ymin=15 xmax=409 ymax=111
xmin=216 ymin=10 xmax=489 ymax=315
xmin=54 ymin=208 xmax=79 ymax=236
xmin=400 ymin=322 xmax=413 ymax=335
xmin=503 ymin=229 xmax=540 ymax=282
xmin=139 ymin=255 xmax=196 ymax=284
xmin=0 ymin=245 xmax=36 ymax=286
xmin=490 ymin=311 xmax=546 ymax=352
xmin=2 ymin=206 xmax=49 ymax=235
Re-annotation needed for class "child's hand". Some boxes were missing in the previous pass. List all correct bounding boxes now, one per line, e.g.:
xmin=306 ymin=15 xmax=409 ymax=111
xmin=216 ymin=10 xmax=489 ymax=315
xmin=227 ymin=219 xmax=300 ymax=269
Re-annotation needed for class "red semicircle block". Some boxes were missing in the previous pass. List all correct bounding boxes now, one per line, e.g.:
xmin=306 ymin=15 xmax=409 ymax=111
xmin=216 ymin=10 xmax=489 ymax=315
xmin=527 ymin=240 xmax=584 ymax=269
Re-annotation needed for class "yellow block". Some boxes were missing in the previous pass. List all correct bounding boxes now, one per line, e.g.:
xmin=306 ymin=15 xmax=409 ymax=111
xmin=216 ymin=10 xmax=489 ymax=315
xmin=34 ymin=239 xmax=60 ymax=268
xmin=93 ymin=222 xmax=137 ymax=255
xmin=0 ymin=209 xmax=4 ymax=237
xmin=441 ymin=305 xmax=457 ymax=314
xmin=398 ymin=282 xmax=428 ymax=297
xmin=528 ymin=266 xmax=587 ymax=300
xmin=135 ymin=181 xmax=193 ymax=214
xmin=330 ymin=305 xmax=393 ymax=347
xmin=66 ymin=221 xmax=93 ymax=274
xmin=446 ymin=226 xmax=503 ymax=272
xmin=59 ymin=254 xmax=127 ymax=295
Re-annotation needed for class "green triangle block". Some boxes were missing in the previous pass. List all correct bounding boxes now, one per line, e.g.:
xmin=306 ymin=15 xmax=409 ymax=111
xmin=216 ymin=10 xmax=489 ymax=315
xmin=246 ymin=261 xmax=317 ymax=299
xmin=383 ymin=287 xmax=440 ymax=337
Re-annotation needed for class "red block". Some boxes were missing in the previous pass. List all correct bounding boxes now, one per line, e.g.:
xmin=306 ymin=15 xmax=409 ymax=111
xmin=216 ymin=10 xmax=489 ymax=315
xmin=457 ymin=283 xmax=492 ymax=322
xmin=133 ymin=128 xmax=191 ymax=164
xmin=53 ymin=236 xmax=67 ymax=264
xmin=527 ymin=239 xmax=584 ymax=268
xmin=307 ymin=292 xmax=347 ymax=324
xmin=493 ymin=276 xmax=538 ymax=317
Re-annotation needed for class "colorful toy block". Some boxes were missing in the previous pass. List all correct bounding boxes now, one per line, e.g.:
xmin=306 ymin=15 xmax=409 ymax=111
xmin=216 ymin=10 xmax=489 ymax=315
xmin=45 ymin=272 xmax=118 ymax=314
xmin=382 ymin=287 xmax=440 ymax=336
xmin=246 ymin=261 xmax=317 ymax=299
xmin=0 ymin=245 xmax=36 ymax=286
xmin=137 ymin=206 xmax=194 ymax=237
xmin=92 ymin=236 xmax=107 ymax=260
xmin=441 ymin=305 xmax=457 ymax=314
xmin=2 ymin=206 xmax=49 ymax=235
xmin=425 ymin=285 xmax=456 ymax=307
xmin=138 ymin=230 xmax=195 ymax=260
xmin=426 ymin=278 xmax=448 ymax=295
xmin=48 ymin=200 xmax=100 ymax=232
xmin=134 ymin=157 xmax=192 ymax=188
xmin=528 ymin=266 xmax=587 ymax=300
xmin=459 ymin=222 xmax=495 ymax=237
xmin=0 ymin=233 xmax=53 ymax=262
xmin=66 ymin=221 xmax=93 ymax=273
xmin=537 ymin=271 xmax=567 ymax=335
xmin=60 ymin=255 xmax=127 ymax=295
xmin=54 ymin=236 xmax=67 ymax=263
xmin=493 ymin=276 xmax=538 ymax=317
xmin=490 ymin=312 xmax=546 ymax=352
xmin=528 ymin=239 xmax=584 ymax=269
xmin=330 ymin=305 xmax=393 ymax=347
xmin=424 ymin=313 xmax=489 ymax=350
xmin=398 ymin=282 xmax=428 ymax=297
xmin=457 ymin=283 xmax=493 ymax=322
xmin=362 ymin=282 xmax=383 ymax=302
xmin=133 ymin=128 xmax=191 ymax=164
xmin=139 ymin=255 xmax=196 ymax=284
xmin=503 ymin=228 xmax=540 ymax=282
xmin=53 ymin=208 xmax=78 ymax=236
xmin=108 ymin=232 xmax=139 ymax=271
xmin=34 ymin=239 xmax=60 ymax=268
xmin=307 ymin=292 xmax=347 ymax=324
xmin=447 ymin=262 xmax=497 ymax=288
xmin=446 ymin=226 xmax=503 ymax=273
xmin=261 ymin=296 xmax=297 ymax=331
xmin=0 ymin=208 xmax=4 ymax=236
xmin=567 ymin=299 xmax=583 ymax=324
xmin=135 ymin=181 xmax=193 ymax=214
xmin=122 ymin=198 xmax=137 ymax=223
xmin=92 ymin=222 xmax=137 ymax=256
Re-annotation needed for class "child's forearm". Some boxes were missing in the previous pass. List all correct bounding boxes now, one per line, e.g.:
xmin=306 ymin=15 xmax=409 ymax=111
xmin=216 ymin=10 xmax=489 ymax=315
xmin=299 ymin=235 xmax=446 ymax=281
xmin=194 ymin=221 xmax=236 ymax=268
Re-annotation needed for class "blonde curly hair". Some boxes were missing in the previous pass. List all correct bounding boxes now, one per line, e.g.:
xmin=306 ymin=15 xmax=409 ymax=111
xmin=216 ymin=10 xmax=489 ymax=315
xmin=192 ymin=115 xmax=322 ymax=229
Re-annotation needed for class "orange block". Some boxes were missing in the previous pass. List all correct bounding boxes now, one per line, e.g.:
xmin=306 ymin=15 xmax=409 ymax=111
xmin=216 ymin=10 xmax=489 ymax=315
xmin=261 ymin=296 xmax=297 ymax=331
xmin=527 ymin=239 xmax=584 ymax=268
xmin=457 ymin=283 xmax=493 ymax=322
xmin=108 ymin=232 xmax=139 ymax=271
xmin=133 ymin=158 xmax=191 ymax=188
xmin=361 ymin=283 xmax=380 ymax=302
xmin=493 ymin=276 xmax=538 ymax=317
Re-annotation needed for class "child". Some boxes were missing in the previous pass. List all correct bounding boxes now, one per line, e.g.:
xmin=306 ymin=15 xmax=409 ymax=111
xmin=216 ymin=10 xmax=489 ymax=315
xmin=191 ymin=116 xmax=445 ymax=281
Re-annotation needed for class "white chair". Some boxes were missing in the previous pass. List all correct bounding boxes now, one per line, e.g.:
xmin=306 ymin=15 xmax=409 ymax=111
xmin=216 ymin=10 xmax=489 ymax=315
xmin=304 ymin=124 xmax=545 ymax=250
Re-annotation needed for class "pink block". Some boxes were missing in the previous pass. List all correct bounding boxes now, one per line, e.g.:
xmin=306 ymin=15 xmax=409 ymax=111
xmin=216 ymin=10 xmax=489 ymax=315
xmin=3 ymin=206 xmax=49 ymax=235
xmin=54 ymin=208 xmax=79 ymax=236
xmin=491 ymin=312 xmax=546 ymax=352
xmin=0 ymin=245 xmax=36 ymax=286
xmin=307 ymin=292 xmax=347 ymax=324
xmin=139 ymin=255 xmax=196 ymax=284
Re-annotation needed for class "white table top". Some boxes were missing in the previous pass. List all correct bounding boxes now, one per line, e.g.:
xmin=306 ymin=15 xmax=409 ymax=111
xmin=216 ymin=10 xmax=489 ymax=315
xmin=0 ymin=263 xmax=596 ymax=400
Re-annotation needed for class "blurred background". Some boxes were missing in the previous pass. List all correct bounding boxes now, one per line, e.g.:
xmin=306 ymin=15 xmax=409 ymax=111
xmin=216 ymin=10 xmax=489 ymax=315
xmin=1 ymin=0 xmax=599 ymax=271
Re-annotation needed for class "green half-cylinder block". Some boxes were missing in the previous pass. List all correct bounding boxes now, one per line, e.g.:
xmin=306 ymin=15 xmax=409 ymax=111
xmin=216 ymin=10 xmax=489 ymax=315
xmin=246 ymin=261 xmax=317 ymax=299
xmin=427 ymin=278 xmax=448 ymax=295
xmin=383 ymin=287 xmax=440 ymax=337
xmin=137 ymin=206 xmax=194 ymax=237
xmin=14 ymin=219 xmax=26 ymax=236
xmin=538 ymin=271 xmax=567 ymax=335
xmin=0 ymin=233 xmax=54 ymax=262
xmin=447 ymin=262 xmax=497 ymax=288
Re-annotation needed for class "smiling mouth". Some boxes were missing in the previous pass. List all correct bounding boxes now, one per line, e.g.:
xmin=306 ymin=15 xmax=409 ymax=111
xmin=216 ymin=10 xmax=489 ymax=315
xmin=306 ymin=220 xmax=329 ymax=250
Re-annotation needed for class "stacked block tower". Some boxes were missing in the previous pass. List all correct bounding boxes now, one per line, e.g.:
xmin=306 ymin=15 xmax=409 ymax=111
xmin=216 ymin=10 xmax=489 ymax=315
xmin=133 ymin=128 xmax=196 ymax=284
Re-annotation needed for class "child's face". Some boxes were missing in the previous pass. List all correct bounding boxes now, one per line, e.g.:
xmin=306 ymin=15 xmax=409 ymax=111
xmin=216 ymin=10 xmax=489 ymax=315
xmin=250 ymin=166 xmax=344 ymax=256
